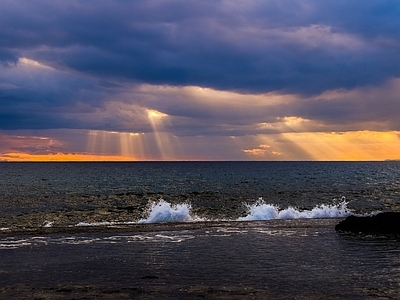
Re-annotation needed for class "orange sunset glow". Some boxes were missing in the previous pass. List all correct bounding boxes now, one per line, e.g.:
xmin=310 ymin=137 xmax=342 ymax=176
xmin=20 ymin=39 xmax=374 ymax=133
xmin=0 ymin=152 xmax=135 ymax=162
xmin=1 ymin=130 xmax=399 ymax=162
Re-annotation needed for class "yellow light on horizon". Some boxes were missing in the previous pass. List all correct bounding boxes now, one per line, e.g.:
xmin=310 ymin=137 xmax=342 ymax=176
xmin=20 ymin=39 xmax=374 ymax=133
xmin=282 ymin=130 xmax=400 ymax=161
xmin=87 ymin=130 xmax=145 ymax=160
xmin=0 ymin=152 xmax=135 ymax=162
xmin=242 ymin=130 xmax=400 ymax=161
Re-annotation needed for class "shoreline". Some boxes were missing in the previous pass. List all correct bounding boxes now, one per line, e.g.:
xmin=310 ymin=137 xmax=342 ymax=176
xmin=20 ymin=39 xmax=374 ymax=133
xmin=1 ymin=217 xmax=398 ymax=299
xmin=0 ymin=218 xmax=342 ymax=237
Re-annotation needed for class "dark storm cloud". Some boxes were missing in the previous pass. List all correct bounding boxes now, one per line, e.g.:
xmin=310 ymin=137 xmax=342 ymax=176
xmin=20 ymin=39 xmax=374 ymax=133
xmin=0 ymin=49 xmax=17 ymax=65
xmin=0 ymin=60 xmax=108 ymax=129
xmin=1 ymin=0 xmax=400 ymax=135
xmin=291 ymin=78 xmax=400 ymax=131
xmin=1 ymin=0 xmax=400 ymax=94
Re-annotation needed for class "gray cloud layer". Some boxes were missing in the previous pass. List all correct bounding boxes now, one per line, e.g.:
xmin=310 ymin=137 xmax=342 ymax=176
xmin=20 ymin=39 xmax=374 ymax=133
xmin=1 ymin=0 xmax=400 ymax=134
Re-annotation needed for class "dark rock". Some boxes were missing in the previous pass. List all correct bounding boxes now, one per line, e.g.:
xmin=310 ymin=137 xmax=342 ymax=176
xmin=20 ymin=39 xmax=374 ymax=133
xmin=335 ymin=212 xmax=400 ymax=234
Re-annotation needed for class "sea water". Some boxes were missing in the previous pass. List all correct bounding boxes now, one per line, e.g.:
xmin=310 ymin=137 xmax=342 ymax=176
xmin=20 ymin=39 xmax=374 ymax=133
xmin=1 ymin=161 xmax=399 ymax=228
xmin=0 ymin=161 xmax=400 ymax=298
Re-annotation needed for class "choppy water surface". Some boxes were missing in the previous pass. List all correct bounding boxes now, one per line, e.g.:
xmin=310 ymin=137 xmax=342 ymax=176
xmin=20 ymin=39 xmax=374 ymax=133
xmin=0 ymin=162 xmax=400 ymax=298
xmin=0 ymin=161 xmax=399 ymax=228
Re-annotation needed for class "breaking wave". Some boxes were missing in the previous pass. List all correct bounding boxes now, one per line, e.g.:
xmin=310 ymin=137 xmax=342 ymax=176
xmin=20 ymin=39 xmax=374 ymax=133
xmin=138 ymin=199 xmax=201 ymax=224
xmin=71 ymin=198 xmax=351 ymax=226
xmin=238 ymin=198 xmax=351 ymax=221
xmin=138 ymin=198 xmax=351 ymax=224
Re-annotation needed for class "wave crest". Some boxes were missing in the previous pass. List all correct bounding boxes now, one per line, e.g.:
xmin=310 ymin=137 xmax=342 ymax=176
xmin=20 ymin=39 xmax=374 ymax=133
xmin=237 ymin=198 xmax=351 ymax=221
xmin=138 ymin=199 xmax=199 ymax=224
xmin=137 ymin=198 xmax=351 ymax=224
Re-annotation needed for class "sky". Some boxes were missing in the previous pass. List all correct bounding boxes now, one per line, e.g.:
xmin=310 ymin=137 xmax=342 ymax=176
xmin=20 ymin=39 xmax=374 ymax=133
xmin=1 ymin=0 xmax=400 ymax=161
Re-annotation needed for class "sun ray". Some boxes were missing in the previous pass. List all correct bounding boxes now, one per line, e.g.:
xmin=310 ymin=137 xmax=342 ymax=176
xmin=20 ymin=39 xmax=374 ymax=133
xmin=147 ymin=109 xmax=176 ymax=160
xmin=282 ymin=131 xmax=400 ymax=161
xmin=86 ymin=130 xmax=145 ymax=160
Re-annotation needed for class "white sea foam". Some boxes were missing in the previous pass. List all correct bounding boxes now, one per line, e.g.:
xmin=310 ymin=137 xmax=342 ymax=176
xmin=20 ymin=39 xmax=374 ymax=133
xmin=0 ymin=233 xmax=197 ymax=250
xmin=76 ymin=221 xmax=116 ymax=227
xmin=237 ymin=199 xmax=351 ymax=221
xmin=0 ymin=238 xmax=32 ymax=249
xmin=72 ymin=199 xmax=351 ymax=226
xmin=75 ymin=221 xmax=136 ymax=227
xmin=138 ymin=199 xmax=199 ymax=224
xmin=43 ymin=221 xmax=53 ymax=228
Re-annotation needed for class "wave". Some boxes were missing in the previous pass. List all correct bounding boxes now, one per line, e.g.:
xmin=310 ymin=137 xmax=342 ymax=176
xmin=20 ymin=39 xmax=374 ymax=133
xmin=237 ymin=198 xmax=351 ymax=221
xmin=138 ymin=198 xmax=351 ymax=224
xmin=138 ymin=199 xmax=202 ymax=224
xmin=70 ymin=199 xmax=351 ymax=226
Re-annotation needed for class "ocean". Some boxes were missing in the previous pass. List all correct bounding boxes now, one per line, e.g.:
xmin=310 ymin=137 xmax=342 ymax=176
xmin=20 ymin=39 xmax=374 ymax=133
xmin=0 ymin=161 xmax=399 ymax=299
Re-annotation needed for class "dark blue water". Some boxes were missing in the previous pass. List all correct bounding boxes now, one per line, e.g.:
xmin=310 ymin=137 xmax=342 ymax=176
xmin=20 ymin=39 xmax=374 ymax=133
xmin=0 ymin=162 xmax=400 ymax=299
xmin=1 ymin=220 xmax=400 ymax=299
xmin=1 ymin=161 xmax=399 ymax=228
